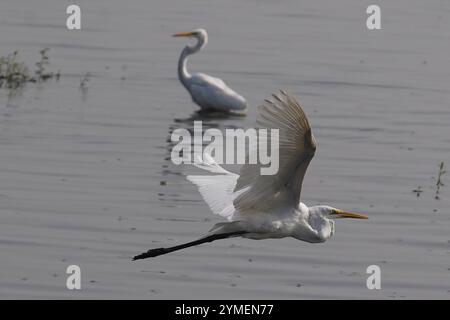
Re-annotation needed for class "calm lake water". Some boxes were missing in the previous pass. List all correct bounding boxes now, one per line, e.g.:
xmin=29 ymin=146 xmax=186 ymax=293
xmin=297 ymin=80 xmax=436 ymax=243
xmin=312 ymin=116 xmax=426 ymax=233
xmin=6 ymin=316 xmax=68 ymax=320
xmin=0 ymin=0 xmax=449 ymax=299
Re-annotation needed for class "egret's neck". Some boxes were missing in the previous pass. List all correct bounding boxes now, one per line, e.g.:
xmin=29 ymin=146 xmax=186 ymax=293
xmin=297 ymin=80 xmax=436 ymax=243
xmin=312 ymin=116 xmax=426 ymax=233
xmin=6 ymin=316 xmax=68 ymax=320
xmin=178 ymin=47 xmax=192 ymax=89
xmin=177 ymin=35 xmax=207 ymax=90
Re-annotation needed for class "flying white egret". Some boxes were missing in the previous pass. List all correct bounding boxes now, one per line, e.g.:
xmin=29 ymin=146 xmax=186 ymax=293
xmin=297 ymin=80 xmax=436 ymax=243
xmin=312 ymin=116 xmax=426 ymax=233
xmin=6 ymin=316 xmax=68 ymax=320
xmin=173 ymin=29 xmax=248 ymax=113
xmin=133 ymin=90 xmax=367 ymax=260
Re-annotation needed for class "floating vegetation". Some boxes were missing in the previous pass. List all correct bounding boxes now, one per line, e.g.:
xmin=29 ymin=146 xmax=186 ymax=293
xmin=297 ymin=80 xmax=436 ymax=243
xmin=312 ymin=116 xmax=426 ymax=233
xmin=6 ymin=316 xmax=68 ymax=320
xmin=79 ymin=72 xmax=91 ymax=93
xmin=34 ymin=48 xmax=60 ymax=82
xmin=412 ymin=162 xmax=446 ymax=200
xmin=412 ymin=186 xmax=423 ymax=197
xmin=0 ymin=51 xmax=29 ymax=89
xmin=434 ymin=161 xmax=446 ymax=200
xmin=0 ymin=48 xmax=59 ymax=90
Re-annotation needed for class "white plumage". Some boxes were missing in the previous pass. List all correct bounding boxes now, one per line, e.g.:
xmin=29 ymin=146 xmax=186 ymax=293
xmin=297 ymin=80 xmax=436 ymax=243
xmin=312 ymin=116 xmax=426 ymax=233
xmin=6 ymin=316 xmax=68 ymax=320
xmin=186 ymin=154 xmax=240 ymax=220
xmin=133 ymin=90 xmax=367 ymax=260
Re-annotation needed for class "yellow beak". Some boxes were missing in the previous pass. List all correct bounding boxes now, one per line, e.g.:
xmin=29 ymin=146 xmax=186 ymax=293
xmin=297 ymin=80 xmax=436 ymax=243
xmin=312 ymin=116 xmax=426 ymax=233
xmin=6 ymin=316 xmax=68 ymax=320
xmin=333 ymin=209 xmax=368 ymax=219
xmin=173 ymin=31 xmax=195 ymax=37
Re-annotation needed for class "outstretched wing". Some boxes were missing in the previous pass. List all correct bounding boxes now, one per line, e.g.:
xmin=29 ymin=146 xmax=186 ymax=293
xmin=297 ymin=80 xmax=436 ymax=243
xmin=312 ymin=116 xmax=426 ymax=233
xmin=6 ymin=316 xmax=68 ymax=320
xmin=186 ymin=154 xmax=241 ymax=220
xmin=233 ymin=90 xmax=316 ymax=214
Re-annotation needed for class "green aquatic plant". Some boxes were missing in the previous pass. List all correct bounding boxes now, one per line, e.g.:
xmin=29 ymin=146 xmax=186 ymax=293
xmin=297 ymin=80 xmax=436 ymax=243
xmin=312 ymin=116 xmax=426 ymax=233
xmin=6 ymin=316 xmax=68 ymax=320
xmin=0 ymin=48 xmax=59 ymax=90
xmin=0 ymin=51 xmax=30 ymax=89
xmin=35 ymin=48 xmax=50 ymax=81
xmin=434 ymin=161 xmax=446 ymax=200
xmin=34 ymin=48 xmax=59 ymax=81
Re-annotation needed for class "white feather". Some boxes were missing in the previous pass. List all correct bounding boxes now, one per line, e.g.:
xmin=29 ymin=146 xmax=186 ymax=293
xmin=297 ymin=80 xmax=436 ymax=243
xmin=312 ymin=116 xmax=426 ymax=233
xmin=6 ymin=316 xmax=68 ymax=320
xmin=189 ymin=74 xmax=247 ymax=111
xmin=187 ymin=153 xmax=241 ymax=220
xmin=233 ymin=90 xmax=317 ymax=214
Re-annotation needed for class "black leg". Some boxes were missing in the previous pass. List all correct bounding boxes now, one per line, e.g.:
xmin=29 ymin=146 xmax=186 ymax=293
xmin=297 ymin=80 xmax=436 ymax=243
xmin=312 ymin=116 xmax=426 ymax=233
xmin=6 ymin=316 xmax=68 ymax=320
xmin=132 ymin=231 xmax=247 ymax=260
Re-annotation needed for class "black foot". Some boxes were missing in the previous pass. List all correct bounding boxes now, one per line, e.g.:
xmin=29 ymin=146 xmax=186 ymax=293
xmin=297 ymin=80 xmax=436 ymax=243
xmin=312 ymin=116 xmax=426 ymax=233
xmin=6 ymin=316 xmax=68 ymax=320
xmin=132 ymin=247 xmax=167 ymax=261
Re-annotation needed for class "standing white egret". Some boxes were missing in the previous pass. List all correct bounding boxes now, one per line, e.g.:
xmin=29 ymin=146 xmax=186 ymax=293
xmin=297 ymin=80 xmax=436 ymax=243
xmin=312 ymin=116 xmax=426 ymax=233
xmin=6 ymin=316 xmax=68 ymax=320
xmin=133 ymin=90 xmax=367 ymax=260
xmin=173 ymin=29 xmax=248 ymax=113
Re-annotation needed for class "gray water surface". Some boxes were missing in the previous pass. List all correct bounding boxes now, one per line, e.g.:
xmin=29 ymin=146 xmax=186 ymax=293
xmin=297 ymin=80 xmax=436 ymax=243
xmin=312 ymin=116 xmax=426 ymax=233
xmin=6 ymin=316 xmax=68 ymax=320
xmin=0 ymin=0 xmax=449 ymax=299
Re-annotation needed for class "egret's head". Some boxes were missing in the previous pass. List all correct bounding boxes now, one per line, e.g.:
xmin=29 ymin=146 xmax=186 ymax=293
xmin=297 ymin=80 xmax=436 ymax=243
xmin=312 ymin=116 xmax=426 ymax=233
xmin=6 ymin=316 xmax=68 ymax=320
xmin=305 ymin=205 xmax=368 ymax=242
xmin=173 ymin=29 xmax=208 ymax=50
xmin=312 ymin=205 xmax=368 ymax=220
